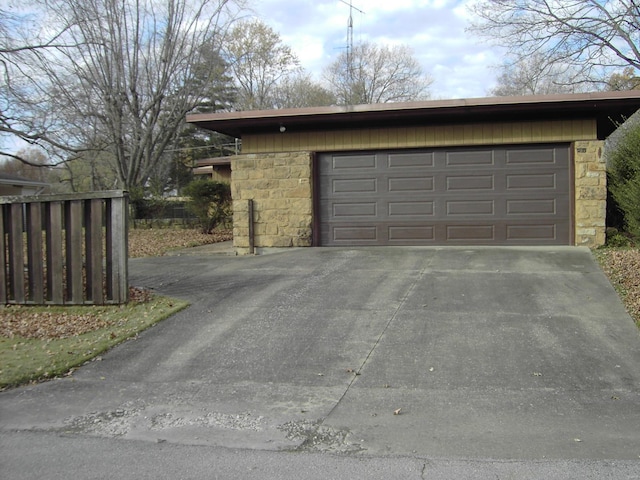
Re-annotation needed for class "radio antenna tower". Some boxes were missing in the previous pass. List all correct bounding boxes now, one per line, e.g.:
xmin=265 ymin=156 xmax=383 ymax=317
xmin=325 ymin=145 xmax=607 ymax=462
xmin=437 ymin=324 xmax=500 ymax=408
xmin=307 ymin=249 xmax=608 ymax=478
xmin=338 ymin=0 xmax=364 ymax=84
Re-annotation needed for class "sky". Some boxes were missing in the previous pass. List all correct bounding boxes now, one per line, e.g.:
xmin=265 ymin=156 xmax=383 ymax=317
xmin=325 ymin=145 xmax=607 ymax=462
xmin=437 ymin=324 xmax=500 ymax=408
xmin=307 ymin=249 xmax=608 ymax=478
xmin=251 ymin=0 xmax=505 ymax=100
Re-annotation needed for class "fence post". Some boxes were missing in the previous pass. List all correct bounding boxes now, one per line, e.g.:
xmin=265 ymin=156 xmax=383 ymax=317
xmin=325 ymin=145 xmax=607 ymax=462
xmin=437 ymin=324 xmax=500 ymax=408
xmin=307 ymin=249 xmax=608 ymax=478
xmin=107 ymin=194 xmax=129 ymax=303
xmin=0 ymin=206 xmax=6 ymax=304
xmin=248 ymin=199 xmax=255 ymax=255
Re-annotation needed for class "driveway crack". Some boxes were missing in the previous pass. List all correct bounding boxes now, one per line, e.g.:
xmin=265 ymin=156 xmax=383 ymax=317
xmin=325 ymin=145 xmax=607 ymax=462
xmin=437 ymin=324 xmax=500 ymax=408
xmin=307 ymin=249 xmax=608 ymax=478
xmin=324 ymin=265 xmax=429 ymax=419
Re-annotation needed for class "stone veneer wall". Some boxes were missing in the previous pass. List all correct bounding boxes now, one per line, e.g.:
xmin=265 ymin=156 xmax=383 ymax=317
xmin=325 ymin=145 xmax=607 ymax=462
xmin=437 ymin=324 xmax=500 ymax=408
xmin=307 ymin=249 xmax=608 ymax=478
xmin=231 ymin=152 xmax=313 ymax=254
xmin=574 ymin=140 xmax=606 ymax=247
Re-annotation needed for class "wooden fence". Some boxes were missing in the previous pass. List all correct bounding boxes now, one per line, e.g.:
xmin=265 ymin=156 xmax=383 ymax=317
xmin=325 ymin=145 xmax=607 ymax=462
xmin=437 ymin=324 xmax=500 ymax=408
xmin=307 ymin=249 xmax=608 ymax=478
xmin=0 ymin=191 xmax=129 ymax=305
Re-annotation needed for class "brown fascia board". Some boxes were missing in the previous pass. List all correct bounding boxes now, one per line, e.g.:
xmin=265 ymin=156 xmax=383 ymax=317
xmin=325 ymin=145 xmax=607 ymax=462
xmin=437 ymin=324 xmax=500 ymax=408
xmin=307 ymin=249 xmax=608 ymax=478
xmin=186 ymin=91 xmax=640 ymax=140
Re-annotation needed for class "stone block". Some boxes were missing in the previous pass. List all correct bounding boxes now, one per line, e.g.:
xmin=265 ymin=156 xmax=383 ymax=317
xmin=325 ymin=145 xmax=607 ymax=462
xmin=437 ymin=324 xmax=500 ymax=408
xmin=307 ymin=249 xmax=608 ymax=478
xmin=576 ymin=176 xmax=601 ymax=187
xmin=576 ymin=186 xmax=606 ymax=201
xmin=232 ymin=169 xmax=249 ymax=181
xmin=248 ymin=169 xmax=265 ymax=180
xmin=289 ymin=185 xmax=312 ymax=198
xmin=277 ymin=178 xmax=300 ymax=190
xmin=273 ymin=166 xmax=291 ymax=179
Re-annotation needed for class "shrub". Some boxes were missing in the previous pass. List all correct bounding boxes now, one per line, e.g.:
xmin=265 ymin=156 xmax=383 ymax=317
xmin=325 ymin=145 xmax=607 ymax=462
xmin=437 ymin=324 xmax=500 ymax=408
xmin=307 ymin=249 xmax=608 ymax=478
xmin=605 ymin=228 xmax=632 ymax=248
xmin=131 ymin=197 xmax=172 ymax=220
xmin=183 ymin=179 xmax=231 ymax=234
xmin=608 ymin=118 xmax=640 ymax=238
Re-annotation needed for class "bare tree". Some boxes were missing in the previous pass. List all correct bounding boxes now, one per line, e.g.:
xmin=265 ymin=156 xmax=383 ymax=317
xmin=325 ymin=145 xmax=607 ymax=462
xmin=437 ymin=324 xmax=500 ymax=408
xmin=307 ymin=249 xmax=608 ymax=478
xmin=0 ymin=5 xmax=85 ymax=165
xmin=271 ymin=73 xmax=336 ymax=109
xmin=606 ymin=67 xmax=640 ymax=91
xmin=490 ymin=53 xmax=589 ymax=96
xmin=2 ymin=0 xmax=245 ymax=190
xmin=324 ymin=41 xmax=432 ymax=105
xmin=468 ymin=0 xmax=640 ymax=86
xmin=0 ymin=148 xmax=51 ymax=181
xmin=224 ymin=19 xmax=301 ymax=110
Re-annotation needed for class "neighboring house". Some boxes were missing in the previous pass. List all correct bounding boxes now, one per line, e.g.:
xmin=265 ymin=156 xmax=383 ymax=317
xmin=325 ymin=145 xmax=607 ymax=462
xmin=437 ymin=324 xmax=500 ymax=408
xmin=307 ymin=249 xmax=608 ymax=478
xmin=193 ymin=157 xmax=232 ymax=183
xmin=0 ymin=173 xmax=49 ymax=196
xmin=187 ymin=91 xmax=640 ymax=254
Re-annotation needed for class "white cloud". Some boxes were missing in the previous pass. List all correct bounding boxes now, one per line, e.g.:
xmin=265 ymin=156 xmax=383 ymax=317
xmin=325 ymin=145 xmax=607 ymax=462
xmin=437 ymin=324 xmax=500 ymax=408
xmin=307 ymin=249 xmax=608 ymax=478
xmin=252 ymin=0 xmax=500 ymax=99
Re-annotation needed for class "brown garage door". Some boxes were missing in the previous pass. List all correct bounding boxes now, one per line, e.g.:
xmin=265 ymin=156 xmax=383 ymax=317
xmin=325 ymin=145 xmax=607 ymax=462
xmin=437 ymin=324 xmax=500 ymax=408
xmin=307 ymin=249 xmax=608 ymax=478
xmin=318 ymin=144 xmax=571 ymax=246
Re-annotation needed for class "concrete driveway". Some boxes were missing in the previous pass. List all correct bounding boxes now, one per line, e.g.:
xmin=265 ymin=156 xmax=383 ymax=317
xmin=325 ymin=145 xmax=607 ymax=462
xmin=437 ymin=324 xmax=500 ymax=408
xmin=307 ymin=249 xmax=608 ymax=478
xmin=2 ymin=246 xmax=640 ymax=476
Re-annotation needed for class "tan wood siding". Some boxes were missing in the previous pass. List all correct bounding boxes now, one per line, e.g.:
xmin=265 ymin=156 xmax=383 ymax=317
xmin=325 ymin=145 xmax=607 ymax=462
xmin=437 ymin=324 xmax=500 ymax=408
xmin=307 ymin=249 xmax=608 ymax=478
xmin=242 ymin=119 xmax=596 ymax=154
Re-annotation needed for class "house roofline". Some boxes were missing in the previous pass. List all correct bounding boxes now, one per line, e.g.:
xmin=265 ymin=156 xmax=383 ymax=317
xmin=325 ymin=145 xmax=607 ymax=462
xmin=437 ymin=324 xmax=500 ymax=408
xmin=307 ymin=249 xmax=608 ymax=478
xmin=187 ymin=91 xmax=640 ymax=140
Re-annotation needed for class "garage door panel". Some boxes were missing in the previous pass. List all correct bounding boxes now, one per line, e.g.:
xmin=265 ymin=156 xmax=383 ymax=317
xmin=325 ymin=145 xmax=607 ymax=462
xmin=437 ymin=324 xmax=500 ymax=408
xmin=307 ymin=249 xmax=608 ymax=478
xmin=446 ymin=200 xmax=495 ymax=216
xmin=333 ymin=202 xmax=377 ymax=217
xmin=388 ymin=177 xmax=434 ymax=192
xmin=505 ymin=147 xmax=561 ymax=165
xmin=506 ymin=224 xmax=557 ymax=240
xmin=506 ymin=199 xmax=557 ymax=215
xmin=446 ymin=225 xmax=496 ymax=241
xmin=388 ymin=152 xmax=434 ymax=168
xmin=319 ymin=144 xmax=571 ymax=246
xmin=331 ymin=154 xmax=377 ymax=170
xmin=332 ymin=178 xmax=378 ymax=194
xmin=388 ymin=201 xmax=435 ymax=217
xmin=446 ymin=175 xmax=495 ymax=191
xmin=333 ymin=225 xmax=378 ymax=241
xmin=389 ymin=225 xmax=435 ymax=241
xmin=507 ymin=173 xmax=557 ymax=189
xmin=445 ymin=150 xmax=495 ymax=166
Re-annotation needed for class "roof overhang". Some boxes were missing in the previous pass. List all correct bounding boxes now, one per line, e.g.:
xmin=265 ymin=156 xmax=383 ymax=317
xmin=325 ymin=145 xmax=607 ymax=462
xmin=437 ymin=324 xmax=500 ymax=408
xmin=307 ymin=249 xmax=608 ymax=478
xmin=187 ymin=91 xmax=640 ymax=141
xmin=195 ymin=157 xmax=232 ymax=167
xmin=0 ymin=174 xmax=49 ymax=188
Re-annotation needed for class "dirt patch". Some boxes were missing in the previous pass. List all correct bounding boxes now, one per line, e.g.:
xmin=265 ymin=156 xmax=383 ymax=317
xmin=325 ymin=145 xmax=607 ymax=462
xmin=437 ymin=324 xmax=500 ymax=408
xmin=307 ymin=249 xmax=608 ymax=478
xmin=278 ymin=419 xmax=363 ymax=453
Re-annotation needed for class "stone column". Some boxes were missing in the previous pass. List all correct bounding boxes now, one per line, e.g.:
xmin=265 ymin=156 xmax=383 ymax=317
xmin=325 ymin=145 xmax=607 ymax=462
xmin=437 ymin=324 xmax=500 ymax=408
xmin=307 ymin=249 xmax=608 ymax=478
xmin=574 ymin=141 xmax=606 ymax=247
xmin=231 ymin=152 xmax=313 ymax=255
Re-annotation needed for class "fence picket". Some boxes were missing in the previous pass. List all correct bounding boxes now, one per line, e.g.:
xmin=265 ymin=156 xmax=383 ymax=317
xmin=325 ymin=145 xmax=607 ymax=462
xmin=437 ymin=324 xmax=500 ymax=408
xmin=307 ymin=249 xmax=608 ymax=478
xmin=27 ymin=203 xmax=44 ymax=303
xmin=85 ymin=198 xmax=104 ymax=304
xmin=46 ymin=201 xmax=64 ymax=304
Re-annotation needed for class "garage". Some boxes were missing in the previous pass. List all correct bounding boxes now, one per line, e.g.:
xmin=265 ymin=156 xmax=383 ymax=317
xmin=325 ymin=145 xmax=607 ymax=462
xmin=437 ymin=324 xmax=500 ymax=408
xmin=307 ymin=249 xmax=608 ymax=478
xmin=318 ymin=144 xmax=570 ymax=246
xmin=186 ymin=91 xmax=640 ymax=253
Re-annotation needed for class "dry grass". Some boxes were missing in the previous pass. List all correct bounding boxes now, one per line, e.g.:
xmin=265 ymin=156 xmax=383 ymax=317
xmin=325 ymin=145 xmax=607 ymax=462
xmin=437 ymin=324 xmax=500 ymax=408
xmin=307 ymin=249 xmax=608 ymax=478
xmin=594 ymin=248 xmax=640 ymax=327
xmin=128 ymin=228 xmax=232 ymax=258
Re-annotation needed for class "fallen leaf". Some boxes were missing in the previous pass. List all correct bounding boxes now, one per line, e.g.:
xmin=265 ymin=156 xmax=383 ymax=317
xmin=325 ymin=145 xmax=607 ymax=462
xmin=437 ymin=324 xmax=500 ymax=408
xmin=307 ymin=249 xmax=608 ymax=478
xmin=393 ymin=408 xmax=402 ymax=415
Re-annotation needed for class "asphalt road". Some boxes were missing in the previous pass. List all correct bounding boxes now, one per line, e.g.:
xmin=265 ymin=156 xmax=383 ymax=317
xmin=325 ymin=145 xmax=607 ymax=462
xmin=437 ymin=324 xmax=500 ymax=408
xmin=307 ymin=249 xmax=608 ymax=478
xmin=2 ymin=246 xmax=640 ymax=479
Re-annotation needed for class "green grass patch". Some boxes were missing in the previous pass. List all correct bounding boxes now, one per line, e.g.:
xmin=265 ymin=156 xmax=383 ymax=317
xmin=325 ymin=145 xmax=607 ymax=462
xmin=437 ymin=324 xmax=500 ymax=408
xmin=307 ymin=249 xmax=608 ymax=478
xmin=0 ymin=296 xmax=188 ymax=389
